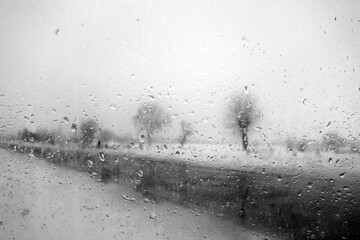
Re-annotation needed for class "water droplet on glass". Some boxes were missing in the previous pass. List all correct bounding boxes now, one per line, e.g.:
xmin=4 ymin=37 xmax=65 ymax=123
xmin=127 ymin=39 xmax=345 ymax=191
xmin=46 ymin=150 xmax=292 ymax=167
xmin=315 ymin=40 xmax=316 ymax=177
xmin=254 ymin=126 xmax=262 ymax=132
xmin=139 ymin=134 xmax=145 ymax=143
xmin=99 ymin=152 xmax=105 ymax=161
xmin=109 ymin=104 xmax=117 ymax=110
xmin=87 ymin=160 xmax=93 ymax=168
xmin=149 ymin=95 xmax=155 ymax=101
xmin=297 ymin=190 xmax=302 ymax=197
xmin=339 ymin=172 xmax=345 ymax=179
xmin=243 ymin=85 xmax=248 ymax=94
xmin=63 ymin=117 xmax=69 ymax=123
xmin=150 ymin=211 xmax=156 ymax=220
xmin=136 ymin=170 xmax=143 ymax=178
xmin=326 ymin=121 xmax=332 ymax=127
xmin=277 ymin=175 xmax=282 ymax=182
xmin=28 ymin=154 xmax=34 ymax=158
xmin=302 ymin=98 xmax=307 ymax=105
xmin=71 ymin=123 xmax=77 ymax=132
xmin=122 ymin=195 xmax=130 ymax=200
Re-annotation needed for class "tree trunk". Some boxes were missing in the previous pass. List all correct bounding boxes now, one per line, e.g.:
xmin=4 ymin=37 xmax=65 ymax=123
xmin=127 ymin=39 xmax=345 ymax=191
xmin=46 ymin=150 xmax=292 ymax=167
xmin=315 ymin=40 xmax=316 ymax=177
xmin=146 ymin=123 xmax=152 ymax=145
xmin=146 ymin=130 xmax=152 ymax=145
xmin=241 ymin=127 xmax=248 ymax=151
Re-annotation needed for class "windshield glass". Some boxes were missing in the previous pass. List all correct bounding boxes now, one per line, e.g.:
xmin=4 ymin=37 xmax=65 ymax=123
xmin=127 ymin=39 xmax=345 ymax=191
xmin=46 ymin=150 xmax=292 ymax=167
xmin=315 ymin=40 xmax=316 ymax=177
xmin=1 ymin=1 xmax=359 ymax=239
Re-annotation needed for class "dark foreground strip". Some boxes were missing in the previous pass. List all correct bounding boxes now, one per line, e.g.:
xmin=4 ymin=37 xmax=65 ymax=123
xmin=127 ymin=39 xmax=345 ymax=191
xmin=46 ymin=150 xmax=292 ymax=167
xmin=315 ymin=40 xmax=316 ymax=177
xmin=1 ymin=142 xmax=359 ymax=240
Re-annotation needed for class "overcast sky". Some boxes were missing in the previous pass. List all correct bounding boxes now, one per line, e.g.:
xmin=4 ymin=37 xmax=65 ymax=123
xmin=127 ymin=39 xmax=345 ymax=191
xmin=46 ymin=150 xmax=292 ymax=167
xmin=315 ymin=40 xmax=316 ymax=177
xmin=1 ymin=0 xmax=359 ymax=143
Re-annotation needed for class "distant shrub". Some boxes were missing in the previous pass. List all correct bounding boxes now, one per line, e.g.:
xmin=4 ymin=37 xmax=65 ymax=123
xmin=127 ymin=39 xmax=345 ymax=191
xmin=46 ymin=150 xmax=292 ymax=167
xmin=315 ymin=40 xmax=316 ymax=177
xmin=285 ymin=137 xmax=308 ymax=153
xmin=79 ymin=119 xmax=99 ymax=147
xmin=17 ymin=128 xmax=55 ymax=144
xmin=321 ymin=132 xmax=346 ymax=153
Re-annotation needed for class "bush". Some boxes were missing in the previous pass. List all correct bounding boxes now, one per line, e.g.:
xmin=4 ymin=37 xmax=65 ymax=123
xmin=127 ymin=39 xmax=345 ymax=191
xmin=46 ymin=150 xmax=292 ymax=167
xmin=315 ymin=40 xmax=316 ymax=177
xmin=321 ymin=132 xmax=346 ymax=153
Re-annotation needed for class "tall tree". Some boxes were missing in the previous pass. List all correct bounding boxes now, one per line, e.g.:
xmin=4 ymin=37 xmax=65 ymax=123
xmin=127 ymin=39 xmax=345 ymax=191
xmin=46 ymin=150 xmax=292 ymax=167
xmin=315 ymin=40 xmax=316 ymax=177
xmin=226 ymin=87 xmax=260 ymax=151
xmin=179 ymin=120 xmax=193 ymax=147
xmin=133 ymin=102 xmax=171 ymax=145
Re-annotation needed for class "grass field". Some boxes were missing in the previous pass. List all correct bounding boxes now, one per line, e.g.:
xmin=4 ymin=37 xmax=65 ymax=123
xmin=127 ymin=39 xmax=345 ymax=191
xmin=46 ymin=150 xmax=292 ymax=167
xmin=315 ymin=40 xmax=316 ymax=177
xmin=1 ymin=141 xmax=359 ymax=239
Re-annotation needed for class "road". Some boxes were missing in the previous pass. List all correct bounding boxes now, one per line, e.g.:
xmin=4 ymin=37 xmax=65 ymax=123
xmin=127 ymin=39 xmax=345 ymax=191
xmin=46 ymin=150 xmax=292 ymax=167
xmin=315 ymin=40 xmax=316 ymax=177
xmin=0 ymin=149 xmax=272 ymax=240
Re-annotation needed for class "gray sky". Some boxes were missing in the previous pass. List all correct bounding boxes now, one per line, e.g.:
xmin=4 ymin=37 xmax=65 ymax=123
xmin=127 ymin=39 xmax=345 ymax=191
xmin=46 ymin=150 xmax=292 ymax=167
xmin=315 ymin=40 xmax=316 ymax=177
xmin=1 ymin=0 xmax=359 ymax=143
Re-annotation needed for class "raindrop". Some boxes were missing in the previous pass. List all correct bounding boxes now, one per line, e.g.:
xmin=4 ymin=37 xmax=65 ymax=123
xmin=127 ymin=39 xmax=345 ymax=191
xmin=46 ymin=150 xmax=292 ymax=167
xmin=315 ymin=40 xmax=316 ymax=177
xmin=302 ymin=98 xmax=307 ymax=105
xmin=149 ymin=95 xmax=155 ymax=101
xmin=63 ymin=117 xmax=69 ymax=123
xmin=277 ymin=175 xmax=282 ymax=182
xmin=339 ymin=172 xmax=345 ymax=179
xmin=243 ymin=85 xmax=248 ymax=94
xmin=99 ymin=152 xmax=105 ymax=161
xmin=109 ymin=104 xmax=117 ymax=110
xmin=307 ymin=182 xmax=313 ymax=188
xmin=261 ymin=168 xmax=266 ymax=174
xmin=87 ymin=160 xmax=93 ymax=168
xmin=326 ymin=121 xmax=332 ymax=127
xmin=254 ymin=126 xmax=262 ymax=132
xmin=71 ymin=123 xmax=77 ymax=132
xmin=122 ymin=195 xmax=130 ymax=200
xmin=297 ymin=190 xmax=302 ymax=197
xmin=28 ymin=154 xmax=34 ymax=158
xmin=328 ymin=157 xmax=332 ymax=164
xmin=139 ymin=134 xmax=145 ymax=143
xmin=136 ymin=170 xmax=143 ymax=178
xmin=150 ymin=211 xmax=156 ymax=220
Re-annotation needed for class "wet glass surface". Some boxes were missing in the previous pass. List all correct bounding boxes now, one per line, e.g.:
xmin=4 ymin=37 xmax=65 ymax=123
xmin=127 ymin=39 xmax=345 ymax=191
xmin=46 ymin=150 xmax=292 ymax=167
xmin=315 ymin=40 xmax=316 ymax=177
xmin=1 ymin=1 xmax=360 ymax=239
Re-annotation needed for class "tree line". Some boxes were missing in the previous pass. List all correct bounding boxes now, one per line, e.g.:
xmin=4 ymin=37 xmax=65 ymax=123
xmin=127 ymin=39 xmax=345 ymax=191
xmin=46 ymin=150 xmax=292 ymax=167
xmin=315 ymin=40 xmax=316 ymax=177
xmin=13 ymin=87 xmax=359 ymax=154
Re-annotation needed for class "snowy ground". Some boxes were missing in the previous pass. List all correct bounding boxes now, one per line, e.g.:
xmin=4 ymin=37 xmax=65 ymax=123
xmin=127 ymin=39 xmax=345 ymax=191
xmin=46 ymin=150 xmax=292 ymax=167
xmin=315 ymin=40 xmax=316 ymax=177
xmin=0 ymin=149 xmax=276 ymax=240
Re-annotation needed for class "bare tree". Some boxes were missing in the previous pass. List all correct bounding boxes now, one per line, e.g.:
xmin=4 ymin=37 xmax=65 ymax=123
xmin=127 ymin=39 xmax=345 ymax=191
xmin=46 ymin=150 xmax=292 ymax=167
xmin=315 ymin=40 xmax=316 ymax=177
xmin=79 ymin=119 xmax=99 ymax=147
xmin=179 ymin=120 xmax=193 ymax=147
xmin=133 ymin=102 xmax=171 ymax=145
xmin=226 ymin=87 xmax=260 ymax=151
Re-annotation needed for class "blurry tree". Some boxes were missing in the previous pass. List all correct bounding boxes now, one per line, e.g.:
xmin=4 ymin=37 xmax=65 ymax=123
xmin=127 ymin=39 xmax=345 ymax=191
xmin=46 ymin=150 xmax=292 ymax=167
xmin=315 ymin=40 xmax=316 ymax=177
xmin=133 ymin=102 xmax=171 ymax=145
xmin=179 ymin=120 xmax=193 ymax=147
xmin=226 ymin=87 xmax=260 ymax=151
xmin=79 ymin=119 xmax=99 ymax=147
xmin=99 ymin=129 xmax=117 ymax=142
xmin=321 ymin=132 xmax=346 ymax=153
